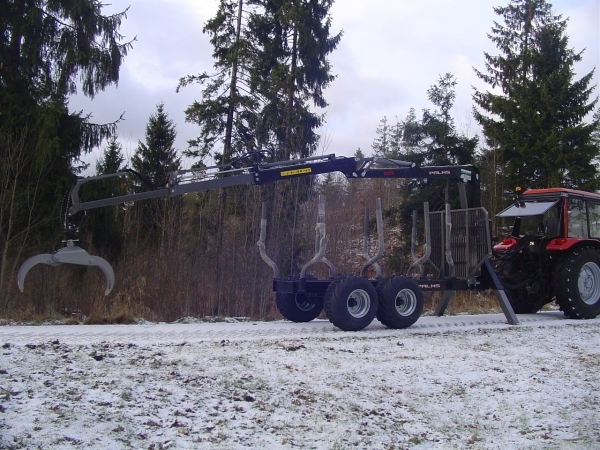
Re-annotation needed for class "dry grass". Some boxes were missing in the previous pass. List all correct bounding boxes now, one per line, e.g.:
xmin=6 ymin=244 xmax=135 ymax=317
xmin=83 ymin=309 xmax=136 ymax=325
xmin=427 ymin=290 xmax=502 ymax=316
xmin=0 ymin=305 xmax=65 ymax=324
xmin=0 ymin=274 xmax=522 ymax=325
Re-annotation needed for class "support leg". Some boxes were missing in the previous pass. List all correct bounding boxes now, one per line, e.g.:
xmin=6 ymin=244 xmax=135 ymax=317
xmin=483 ymin=259 xmax=519 ymax=325
xmin=434 ymin=290 xmax=455 ymax=316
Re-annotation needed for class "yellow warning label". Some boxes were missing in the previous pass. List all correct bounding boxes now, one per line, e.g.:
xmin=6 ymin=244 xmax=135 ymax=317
xmin=281 ymin=167 xmax=312 ymax=177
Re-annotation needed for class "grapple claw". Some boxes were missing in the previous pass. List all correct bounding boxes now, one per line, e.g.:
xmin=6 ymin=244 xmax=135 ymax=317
xmin=17 ymin=254 xmax=58 ymax=293
xmin=17 ymin=241 xmax=115 ymax=295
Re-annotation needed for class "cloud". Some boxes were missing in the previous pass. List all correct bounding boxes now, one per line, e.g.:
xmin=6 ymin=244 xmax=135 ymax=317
xmin=71 ymin=0 xmax=599 ymax=169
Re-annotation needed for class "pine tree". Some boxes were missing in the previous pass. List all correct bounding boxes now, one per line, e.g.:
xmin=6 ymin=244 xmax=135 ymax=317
xmin=178 ymin=0 xmax=259 ymax=166
xmin=473 ymin=0 xmax=599 ymax=191
xmin=384 ymin=74 xmax=477 ymax=273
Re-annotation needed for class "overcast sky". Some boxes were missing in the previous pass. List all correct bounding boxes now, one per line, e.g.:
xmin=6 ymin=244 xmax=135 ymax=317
xmin=71 ymin=0 xmax=600 ymax=171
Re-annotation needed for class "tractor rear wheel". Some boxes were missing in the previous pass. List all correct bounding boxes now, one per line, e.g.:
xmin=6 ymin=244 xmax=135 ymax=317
xmin=554 ymin=247 xmax=600 ymax=319
xmin=376 ymin=276 xmax=423 ymax=329
xmin=324 ymin=275 xmax=378 ymax=331
xmin=275 ymin=274 xmax=323 ymax=323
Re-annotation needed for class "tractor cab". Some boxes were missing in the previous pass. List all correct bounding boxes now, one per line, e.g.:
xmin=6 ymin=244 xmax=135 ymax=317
xmin=495 ymin=188 xmax=600 ymax=253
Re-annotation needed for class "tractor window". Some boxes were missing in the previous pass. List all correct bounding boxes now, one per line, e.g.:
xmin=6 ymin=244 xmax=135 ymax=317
xmin=567 ymin=198 xmax=588 ymax=238
xmin=514 ymin=204 xmax=561 ymax=236
xmin=588 ymin=202 xmax=600 ymax=238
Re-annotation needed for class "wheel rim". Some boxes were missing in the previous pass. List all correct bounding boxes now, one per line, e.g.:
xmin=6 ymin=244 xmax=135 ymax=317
xmin=346 ymin=289 xmax=371 ymax=318
xmin=295 ymin=295 xmax=315 ymax=312
xmin=395 ymin=289 xmax=417 ymax=316
xmin=577 ymin=262 xmax=600 ymax=305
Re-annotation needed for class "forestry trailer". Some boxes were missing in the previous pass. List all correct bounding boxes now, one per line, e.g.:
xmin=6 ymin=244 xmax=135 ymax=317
xmin=15 ymin=153 xmax=600 ymax=330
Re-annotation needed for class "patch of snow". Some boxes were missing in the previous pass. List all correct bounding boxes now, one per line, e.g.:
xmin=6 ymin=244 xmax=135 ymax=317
xmin=0 ymin=313 xmax=599 ymax=449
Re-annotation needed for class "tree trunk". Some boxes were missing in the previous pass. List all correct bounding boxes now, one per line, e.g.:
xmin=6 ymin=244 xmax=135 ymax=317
xmin=284 ymin=25 xmax=298 ymax=160
xmin=223 ymin=0 xmax=244 ymax=164
xmin=0 ymin=124 xmax=45 ymax=307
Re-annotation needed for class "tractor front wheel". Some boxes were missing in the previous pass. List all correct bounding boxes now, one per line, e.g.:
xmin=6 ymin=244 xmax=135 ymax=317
xmin=554 ymin=247 xmax=600 ymax=319
xmin=504 ymin=283 xmax=546 ymax=314
xmin=500 ymin=259 xmax=550 ymax=314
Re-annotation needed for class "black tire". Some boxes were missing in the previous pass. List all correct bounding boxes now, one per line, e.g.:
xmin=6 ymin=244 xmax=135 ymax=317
xmin=275 ymin=274 xmax=323 ymax=323
xmin=554 ymin=247 xmax=600 ymax=319
xmin=500 ymin=259 xmax=550 ymax=314
xmin=324 ymin=275 xmax=378 ymax=331
xmin=376 ymin=276 xmax=423 ymax=329
xmin=504 ymin=287 xmax=544 ymax=314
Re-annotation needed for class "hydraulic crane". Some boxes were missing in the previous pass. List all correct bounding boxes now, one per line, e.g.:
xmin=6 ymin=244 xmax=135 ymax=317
xmin=18 ymin=153 xmax=518 ymax=330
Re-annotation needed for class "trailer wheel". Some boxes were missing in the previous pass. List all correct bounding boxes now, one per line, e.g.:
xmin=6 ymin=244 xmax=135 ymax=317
xmin=376 ymin=276 xmax=423 ymax=329
xmin=554 ymin=247 xmax=600 ymax=319
xmin=324 ymin=275 xmax=378 ymax=331
xmin=275 ymin=274 xmax=323 ymax=323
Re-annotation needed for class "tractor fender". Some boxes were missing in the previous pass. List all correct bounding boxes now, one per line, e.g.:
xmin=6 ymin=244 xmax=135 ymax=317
xmin=546 ymin=238 xmax=600 ymax=253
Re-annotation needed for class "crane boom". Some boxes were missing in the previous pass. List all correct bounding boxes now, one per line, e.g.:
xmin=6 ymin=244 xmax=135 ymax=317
xmin=17 ymin=153 xmax=499 ymax=331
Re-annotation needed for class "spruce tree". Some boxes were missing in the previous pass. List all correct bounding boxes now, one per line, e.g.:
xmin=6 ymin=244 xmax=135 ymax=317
xmin=131 ymin=103 xmax=181 ymax=244
xmin=401 ymin=73 xmax=477 ymax=213
xmin=382 ymin=74 xmax=477 ymax=273
xmin=0 ymin=0 xmax=131 ymax=302
xmin=372 ymin=117 xmax=390 ymax=157
xmin=96 ymin=137 xmax=126 ymax=175
xmin=78 ymin=137 xmax=127 ymax=260
xmin=245 ymin=0 xmax=342 ymax=275
xmin=421 ymin=73 xmax=476 ymax=168
xmin=473 ymin=0 xmax=599 ymax=191
xmin=249 ymin=0 xmax=342 ymax=160
xmin=371 ymin=117 xmax=403 ymax=158
xmin=131 ymin=103 xmax=180 ymax=187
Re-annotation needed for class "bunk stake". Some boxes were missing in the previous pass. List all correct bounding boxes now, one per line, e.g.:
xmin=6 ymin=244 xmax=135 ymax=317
xmin=257 ymin=202 xmax=279 ymax=279
xmin=301 ymin=195 xmax=336 ymax=279
xmin=407 ymin=202 xmax=432 ymax=277
xmin=360 ymin=198 xmax=384 ymax=278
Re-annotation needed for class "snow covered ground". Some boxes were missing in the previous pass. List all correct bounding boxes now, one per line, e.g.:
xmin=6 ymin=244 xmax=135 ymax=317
xmin=1 ymin=312 xmax=599 ymax=449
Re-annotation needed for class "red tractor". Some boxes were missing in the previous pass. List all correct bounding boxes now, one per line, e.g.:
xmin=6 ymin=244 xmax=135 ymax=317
xmin=494 ymin=187 xmax=600 ymax=319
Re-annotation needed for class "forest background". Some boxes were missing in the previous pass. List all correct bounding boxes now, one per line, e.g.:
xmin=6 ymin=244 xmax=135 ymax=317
xmin=1 ymin=0 xmax=599 ymax=322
